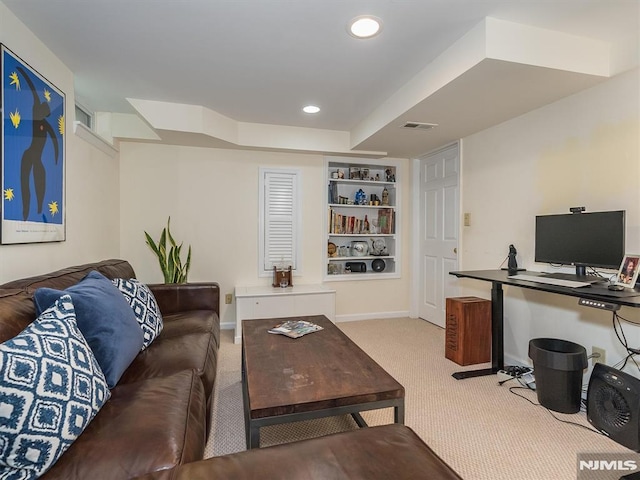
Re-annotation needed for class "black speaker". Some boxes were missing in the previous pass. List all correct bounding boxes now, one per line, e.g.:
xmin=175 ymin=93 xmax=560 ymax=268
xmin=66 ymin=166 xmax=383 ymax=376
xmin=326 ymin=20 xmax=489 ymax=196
xmin=587 ymin=363 xmax=640 ymax=451
xmin=345 ymin=262 xmax=366 ymax=273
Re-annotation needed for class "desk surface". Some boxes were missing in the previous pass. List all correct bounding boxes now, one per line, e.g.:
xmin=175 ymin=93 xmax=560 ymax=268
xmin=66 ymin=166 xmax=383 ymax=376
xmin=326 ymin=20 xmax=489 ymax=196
xmin=450 ymin=270 xmax=640 ymax=308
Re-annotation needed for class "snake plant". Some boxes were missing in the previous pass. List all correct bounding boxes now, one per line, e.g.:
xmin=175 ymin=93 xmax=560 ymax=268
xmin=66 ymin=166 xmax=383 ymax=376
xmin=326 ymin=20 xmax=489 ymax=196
xmin=144 ymin=216 xmax=192 ymax=283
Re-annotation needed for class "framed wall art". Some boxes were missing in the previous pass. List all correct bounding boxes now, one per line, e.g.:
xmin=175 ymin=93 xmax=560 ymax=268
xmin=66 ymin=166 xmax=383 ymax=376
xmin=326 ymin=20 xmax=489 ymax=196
xmin=1 ymin=44 xmax=65 ymax=244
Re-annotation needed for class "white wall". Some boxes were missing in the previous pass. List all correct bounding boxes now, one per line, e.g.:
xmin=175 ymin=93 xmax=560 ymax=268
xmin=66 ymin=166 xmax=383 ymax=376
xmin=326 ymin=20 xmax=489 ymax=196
xmin=118 ymin=143 xmax=411 ymax=326
xmin=458 ymin=68 xmax=640 ymax=374
xmin=0 ymin=3 xmax=121 ymax=283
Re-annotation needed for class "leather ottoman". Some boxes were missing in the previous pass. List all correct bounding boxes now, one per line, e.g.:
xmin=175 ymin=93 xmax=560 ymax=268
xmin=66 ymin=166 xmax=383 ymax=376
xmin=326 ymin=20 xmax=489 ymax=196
xmin=136 ymin=424 xmax=462 ymax=480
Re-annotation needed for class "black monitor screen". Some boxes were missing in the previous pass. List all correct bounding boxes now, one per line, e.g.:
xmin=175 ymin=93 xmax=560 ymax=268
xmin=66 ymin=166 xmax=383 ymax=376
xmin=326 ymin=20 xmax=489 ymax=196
xmin=535 ymin=211 xmax=625 ymax=269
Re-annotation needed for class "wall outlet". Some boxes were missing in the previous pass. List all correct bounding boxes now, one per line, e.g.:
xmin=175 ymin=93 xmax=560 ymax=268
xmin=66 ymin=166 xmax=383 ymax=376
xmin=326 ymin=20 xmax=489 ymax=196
xmin=463 ymin=212 xmax=471 ymax=226
xmin=592 ymin=346 xmax=606 ymax=365
xmin=225 ymin=293 xmax=233 ymax=305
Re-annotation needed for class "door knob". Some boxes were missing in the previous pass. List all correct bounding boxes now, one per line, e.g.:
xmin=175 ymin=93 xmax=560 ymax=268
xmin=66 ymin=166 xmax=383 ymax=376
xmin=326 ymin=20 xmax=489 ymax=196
xmin=453 ymin=248 xmax=457 ymax=254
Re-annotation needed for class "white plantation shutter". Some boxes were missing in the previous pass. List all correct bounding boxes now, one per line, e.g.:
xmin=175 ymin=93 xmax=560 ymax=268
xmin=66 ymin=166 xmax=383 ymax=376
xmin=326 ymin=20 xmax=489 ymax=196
xmin=259 ymin=168 xmax=300 ymax=273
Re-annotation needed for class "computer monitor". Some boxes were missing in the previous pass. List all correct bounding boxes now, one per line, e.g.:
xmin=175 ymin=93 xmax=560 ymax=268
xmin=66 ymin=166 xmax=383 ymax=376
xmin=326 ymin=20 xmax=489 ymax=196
xmin=535 ymin=210 xmax=625 ymax=276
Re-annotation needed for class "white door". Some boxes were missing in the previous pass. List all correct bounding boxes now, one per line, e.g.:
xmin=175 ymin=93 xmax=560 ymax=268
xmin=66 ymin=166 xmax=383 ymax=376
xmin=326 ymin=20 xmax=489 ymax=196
xmin=418 ymin=144 xmax=460 ymax=327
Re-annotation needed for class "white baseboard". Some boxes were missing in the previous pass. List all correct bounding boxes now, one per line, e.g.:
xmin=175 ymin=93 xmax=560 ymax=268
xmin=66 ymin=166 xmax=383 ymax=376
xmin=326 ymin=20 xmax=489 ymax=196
xmin=504 ymin=353 xmax=532 ymax=368
xmin=221 ymin=322 xmax=235 ymax=330
xmin=335 ymin=311 xmax=410 ymax=323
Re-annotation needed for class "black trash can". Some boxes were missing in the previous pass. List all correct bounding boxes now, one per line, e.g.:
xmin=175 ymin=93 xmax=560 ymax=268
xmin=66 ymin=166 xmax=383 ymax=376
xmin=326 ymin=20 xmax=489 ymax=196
xmin=528 ymin=338 xmax=587 ymax=414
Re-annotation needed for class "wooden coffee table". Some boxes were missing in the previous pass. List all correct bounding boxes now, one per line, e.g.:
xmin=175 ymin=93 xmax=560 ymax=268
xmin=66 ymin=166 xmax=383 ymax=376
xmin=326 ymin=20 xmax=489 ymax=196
xmin=241 ymin=315 xmax=405 ymax=449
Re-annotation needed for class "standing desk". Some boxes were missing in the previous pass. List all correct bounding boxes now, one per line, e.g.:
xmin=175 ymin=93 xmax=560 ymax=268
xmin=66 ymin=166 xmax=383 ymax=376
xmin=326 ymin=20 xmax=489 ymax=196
xmin=448 ymin=270 xmax=640 ymax=379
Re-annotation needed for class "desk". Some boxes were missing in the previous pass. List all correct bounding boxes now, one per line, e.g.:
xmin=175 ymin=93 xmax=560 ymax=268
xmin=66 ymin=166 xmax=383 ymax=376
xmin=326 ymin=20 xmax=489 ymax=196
xmin=448 ymin=270 xmax=640 ymax=379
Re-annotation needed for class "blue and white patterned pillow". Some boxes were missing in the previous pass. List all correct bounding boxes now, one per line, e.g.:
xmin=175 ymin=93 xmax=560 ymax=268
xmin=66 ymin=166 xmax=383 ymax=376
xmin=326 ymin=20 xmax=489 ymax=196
xmin=111 ymin=278 xmax=163 ymax=350
xmin=0 ymin=294 xmax=110 ymax=479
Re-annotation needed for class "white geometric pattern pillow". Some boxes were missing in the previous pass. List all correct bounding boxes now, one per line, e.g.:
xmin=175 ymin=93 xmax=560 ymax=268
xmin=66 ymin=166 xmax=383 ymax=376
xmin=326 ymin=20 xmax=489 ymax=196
xmin=0 ymin=294 xmax=110 ymax=479
xmin=111 ymin=278 xmax=163 ymax=350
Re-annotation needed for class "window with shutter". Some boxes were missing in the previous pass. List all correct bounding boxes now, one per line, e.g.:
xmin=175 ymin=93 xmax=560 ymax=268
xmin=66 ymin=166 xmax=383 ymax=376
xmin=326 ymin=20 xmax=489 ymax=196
xmin=259 ymin=168 xmax=300 ymax=275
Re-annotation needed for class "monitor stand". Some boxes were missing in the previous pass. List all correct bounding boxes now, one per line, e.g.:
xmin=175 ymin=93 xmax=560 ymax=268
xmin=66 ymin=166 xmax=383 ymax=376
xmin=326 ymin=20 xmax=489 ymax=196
xmin=541 ymin=266 xmax=604 ymax=284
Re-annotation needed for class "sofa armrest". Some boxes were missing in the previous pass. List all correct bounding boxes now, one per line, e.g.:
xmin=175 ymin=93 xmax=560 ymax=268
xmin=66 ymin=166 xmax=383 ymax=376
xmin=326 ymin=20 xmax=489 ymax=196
xmin=148 ymin=283 xmax=220 ymax=318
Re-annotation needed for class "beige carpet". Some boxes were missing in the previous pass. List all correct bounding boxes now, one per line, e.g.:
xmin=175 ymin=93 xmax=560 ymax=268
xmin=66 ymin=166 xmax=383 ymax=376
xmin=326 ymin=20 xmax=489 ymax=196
xmin=205 ymin=318 xmax=638 ymax=480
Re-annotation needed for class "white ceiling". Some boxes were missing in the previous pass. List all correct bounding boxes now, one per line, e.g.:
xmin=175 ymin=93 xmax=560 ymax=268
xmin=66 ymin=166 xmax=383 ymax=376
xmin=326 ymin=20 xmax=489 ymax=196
xmin=3 ymin=0 xmax=639 ymax=158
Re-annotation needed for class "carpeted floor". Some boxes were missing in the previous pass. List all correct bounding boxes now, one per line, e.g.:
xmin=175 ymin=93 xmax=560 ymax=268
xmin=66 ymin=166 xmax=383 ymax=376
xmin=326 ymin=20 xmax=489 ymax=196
xmin=205 ymin=318 xmax=638 ymax=480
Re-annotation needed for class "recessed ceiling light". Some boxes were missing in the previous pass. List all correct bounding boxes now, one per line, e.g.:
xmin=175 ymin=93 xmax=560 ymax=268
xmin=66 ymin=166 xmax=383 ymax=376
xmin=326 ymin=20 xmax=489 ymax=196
xmin=303 ymin=105 xmax=320 ymax=114
xmin=348 ymin=15 xmax=382 ymax=39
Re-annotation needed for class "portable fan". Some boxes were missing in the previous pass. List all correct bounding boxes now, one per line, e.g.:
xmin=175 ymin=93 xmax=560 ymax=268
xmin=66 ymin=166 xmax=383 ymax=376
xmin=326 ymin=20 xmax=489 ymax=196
xmin=587 ymin=363 xmax=640 ymax=451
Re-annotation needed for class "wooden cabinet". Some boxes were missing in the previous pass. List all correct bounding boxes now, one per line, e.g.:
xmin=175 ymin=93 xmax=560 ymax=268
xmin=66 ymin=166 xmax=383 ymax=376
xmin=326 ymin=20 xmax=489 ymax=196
xmin=234 ymin=285 xmax=336 ymax=344
xmin=445 ymin=297 xmax=491 ymax=366
xmin=324 ymin=156 xmax=401 ymax=281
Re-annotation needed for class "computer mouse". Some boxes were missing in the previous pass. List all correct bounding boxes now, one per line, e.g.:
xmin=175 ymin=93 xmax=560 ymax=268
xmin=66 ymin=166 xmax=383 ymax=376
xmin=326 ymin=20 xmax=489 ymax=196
xmin=608 ymin=284 xmax=625 ymax=291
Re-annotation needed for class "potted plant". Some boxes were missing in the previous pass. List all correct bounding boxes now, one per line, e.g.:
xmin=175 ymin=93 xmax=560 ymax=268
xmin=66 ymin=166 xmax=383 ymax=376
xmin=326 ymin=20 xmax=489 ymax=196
xmin=144 ymin=216 xmax=192 ymax=283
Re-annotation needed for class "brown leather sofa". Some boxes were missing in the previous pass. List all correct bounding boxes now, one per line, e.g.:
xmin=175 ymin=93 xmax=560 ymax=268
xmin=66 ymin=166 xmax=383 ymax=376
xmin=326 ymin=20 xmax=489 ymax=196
xmin=0 ymin=259 xmax=219 ymax=479
xmin=0 ymin=259 xmax=462 ymax=480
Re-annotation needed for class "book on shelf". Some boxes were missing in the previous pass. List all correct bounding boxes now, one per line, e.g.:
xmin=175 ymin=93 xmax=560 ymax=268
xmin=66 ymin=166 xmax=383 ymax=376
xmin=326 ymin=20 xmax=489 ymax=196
xmin=268 ymin=320 xmax=323 ymax=339
xmin=377 ymin=208 xmax=394 ymax=234
xmin=329 ymin=208 xmax=368 ymax=234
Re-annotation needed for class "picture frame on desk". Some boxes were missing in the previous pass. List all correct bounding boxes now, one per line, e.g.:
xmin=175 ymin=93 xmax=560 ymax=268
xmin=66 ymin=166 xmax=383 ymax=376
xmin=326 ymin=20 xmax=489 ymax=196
xmin=616 ymin=254 xmax=640 ymax=288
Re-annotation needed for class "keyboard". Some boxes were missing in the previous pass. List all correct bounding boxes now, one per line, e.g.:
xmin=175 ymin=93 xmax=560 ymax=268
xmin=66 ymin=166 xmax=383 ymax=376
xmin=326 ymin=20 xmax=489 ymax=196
xmin=508 ymin=274 xmax=591 ymax=288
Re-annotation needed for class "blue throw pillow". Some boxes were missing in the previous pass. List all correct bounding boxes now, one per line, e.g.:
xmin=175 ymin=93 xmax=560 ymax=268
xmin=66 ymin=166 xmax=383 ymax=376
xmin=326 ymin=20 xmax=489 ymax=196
xmin=33 ymin=271 xmax=144 ymax=388
xmin=0 ymin=294 xmax=110 ymax=478
xmin=112 ymin=278 xmax=163 ymax=350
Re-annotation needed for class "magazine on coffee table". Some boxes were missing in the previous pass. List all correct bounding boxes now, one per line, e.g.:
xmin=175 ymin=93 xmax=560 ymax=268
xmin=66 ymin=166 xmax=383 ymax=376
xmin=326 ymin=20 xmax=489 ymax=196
xmin=268 ymin=320 xmax=323 ymax=339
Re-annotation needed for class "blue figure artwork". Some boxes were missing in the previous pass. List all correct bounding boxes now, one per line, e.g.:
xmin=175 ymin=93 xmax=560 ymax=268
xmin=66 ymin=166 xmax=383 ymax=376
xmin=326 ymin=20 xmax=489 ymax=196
xmin=16 ymin=66 xmax=60 ymax=221
xmin=2 ymin=46 xmax=64 ymax=239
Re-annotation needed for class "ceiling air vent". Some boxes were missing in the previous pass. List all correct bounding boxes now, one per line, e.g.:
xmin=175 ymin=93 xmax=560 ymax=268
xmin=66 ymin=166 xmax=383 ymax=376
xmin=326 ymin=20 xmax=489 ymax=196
xmin=401 ymin=121 xmax=438 ymax=130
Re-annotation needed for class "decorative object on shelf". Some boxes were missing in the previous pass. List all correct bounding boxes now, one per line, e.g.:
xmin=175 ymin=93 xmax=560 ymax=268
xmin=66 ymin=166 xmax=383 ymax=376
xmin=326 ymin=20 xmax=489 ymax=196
xmin=370 ymin=237 xmax=387 ymax=256
xmin=345 ymin=262 xmax=366 ymax=273
xmin=350 ymin=241 xmax=369 ymax=257
xmin=329 ymin=181 xmax=338 ymax=203
xmin=355 ymin=188 xmax=366 ymax=205
xmin=144 ymin=216 xmax=192 ymax=283
xmin=372 ymin=258 xmax=386 ymax=272
xmin=507 ymin=244 xmax=518 ymax=275
xmin=328 ymin=242 xmax=337 ymax=257
xmin=272 ymin=265 xmax=293 ymax=288
xmin=385 ymin=168 xmax=396 ymax=182
xmin=381 ymin=187 xmax=389 ymax=206
xmin=363 ymin=215 xmax=370 ymax=233
xmin=349 ymin=167 xmax=360 ymax=179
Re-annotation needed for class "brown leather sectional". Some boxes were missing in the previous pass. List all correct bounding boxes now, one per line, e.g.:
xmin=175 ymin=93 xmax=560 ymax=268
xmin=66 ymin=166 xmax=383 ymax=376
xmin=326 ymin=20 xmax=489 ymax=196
xmin=0 ymin=259 xmax=462 ymax=479
xmin=0 ymin=259 xmax=219 ymax=479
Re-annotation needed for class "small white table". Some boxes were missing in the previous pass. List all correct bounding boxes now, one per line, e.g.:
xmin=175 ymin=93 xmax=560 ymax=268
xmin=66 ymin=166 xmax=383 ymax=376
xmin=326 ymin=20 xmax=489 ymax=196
xmin=234 ymin=284 xmax=336 ymax=344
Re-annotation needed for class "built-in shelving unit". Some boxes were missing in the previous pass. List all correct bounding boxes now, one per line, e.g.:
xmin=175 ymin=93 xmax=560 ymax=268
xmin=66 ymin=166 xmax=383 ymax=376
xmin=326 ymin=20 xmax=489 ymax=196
xmin=324 ymin=156 xmax=401 ymax=281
